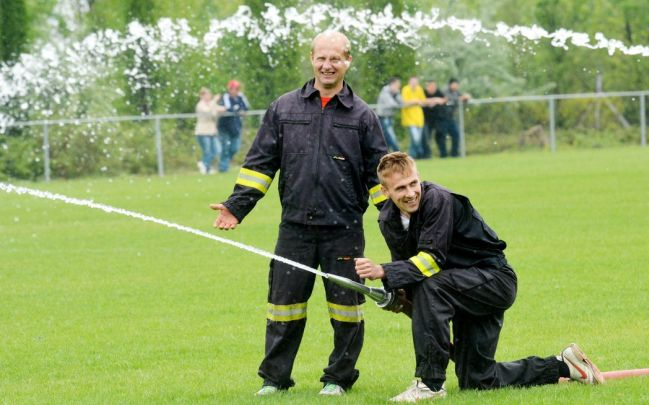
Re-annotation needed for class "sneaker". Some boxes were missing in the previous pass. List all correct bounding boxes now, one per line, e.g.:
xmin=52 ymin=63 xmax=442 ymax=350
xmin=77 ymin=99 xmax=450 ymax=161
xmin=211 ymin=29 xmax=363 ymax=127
xmin=255 ymin=385 xmax=279 ymax=396
xmin=560 ymin=343 xmax=605 ymax=384
xmin=319 ymin=383 xmax=345 ymax=396
xmin=390 ymin=380 xmax=446 ymax=402
xmin=197 ymin=161 xmax=207 ymax=175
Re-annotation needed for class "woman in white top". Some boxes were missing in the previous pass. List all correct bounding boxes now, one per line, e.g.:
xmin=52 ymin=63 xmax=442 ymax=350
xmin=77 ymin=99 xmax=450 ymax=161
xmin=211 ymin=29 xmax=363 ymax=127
xmin=195 ymin=87 xmax=224 ymax=174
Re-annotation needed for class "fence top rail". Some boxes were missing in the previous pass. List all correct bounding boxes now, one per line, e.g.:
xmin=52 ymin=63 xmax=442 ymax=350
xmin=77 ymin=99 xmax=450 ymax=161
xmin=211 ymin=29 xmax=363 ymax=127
xmin=3 ymin=89 xmax=649 ymax=128
xmin=4 ymin=109 xmax=270 ymax=128
xmin=468 ymin=90 xmax=649 ymax=105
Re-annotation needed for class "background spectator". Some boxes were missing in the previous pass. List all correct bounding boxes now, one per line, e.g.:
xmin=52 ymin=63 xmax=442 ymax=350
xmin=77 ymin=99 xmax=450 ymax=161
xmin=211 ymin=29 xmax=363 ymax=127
xmin=194 ymin=87 xmax=224 ymax=174
xmin=438 ymin=78 xmax=471 ymax=157
xmin=376 ymin=77 xmax=403 ymax=151
xmin=400 ymin=76 xmax=426 ymax=159
xmin=422 ymin=80 xmax=446 ymax=158
xmin=217 ymin=80 xmax=250 ymax=173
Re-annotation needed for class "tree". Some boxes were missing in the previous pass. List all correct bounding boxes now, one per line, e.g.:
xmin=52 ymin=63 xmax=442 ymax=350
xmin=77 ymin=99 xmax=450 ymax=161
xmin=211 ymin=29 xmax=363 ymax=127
xmin=124 ymin=0 xmax=156 ymax=115
xmin=233 ymin=0 xmax=305 ymax=109
xmin=0 ymin=0 xmax=28 ymax=62
xmin=346 ymin=0 xmax=417 ymax=102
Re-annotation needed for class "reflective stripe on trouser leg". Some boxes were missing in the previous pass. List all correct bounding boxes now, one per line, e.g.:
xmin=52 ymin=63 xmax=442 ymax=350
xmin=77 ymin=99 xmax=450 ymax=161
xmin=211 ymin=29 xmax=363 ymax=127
xmin=319 ymin=225 xmax=366 ymax=389
xmin=327 ymin=302 xmax=363 ymax=323
xmin=258 ymin=223 xmax=318 ymax=389
xmin=267 ymin=302 xmax=307 ymax=322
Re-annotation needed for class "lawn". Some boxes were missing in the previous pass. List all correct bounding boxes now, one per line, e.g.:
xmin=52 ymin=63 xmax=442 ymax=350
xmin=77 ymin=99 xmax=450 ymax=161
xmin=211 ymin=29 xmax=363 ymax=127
xmin=1 ymin=146 xmax=648 ymax=404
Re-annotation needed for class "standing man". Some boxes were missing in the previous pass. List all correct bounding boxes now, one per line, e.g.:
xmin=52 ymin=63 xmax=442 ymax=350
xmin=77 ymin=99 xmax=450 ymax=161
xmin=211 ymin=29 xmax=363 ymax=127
xmin=400 ymin=76 xmax=426 ymax=159
xmin=376 ymin=77 xmax=403 ymax=152
xmin=217 ymin=80 xmax=250 ymax=172
xmin=437 ymin=78 xmax=470 ymax=158
xmin=355 ymin=152 xmax=604 ymax=402
xmin=421 ymin=80 xmax=446 ymax=159
xmin=211 ymin=31 xmax=388 ymax=397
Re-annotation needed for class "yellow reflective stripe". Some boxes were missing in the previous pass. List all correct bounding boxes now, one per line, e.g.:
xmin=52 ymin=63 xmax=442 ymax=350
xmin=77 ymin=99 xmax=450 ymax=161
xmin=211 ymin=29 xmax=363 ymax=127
xmin=409 ymin=251 xmax=440 ymax=277
xmin=236 ymin=168 xmax=273 ymax=194
xmin=369 ymin=184 xmax=387 ymax=205
xmin=327 ymin=302 xmax=363 ymax=323
xmin=267 ymin=302 xmax=307 ymax=322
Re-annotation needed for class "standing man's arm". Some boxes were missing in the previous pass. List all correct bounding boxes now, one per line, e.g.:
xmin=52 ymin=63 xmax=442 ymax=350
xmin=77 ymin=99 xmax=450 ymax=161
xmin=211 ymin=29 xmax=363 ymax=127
xmin=362 ymin=111 xmax=389 ymax=209
xmin=211 ymin=102 xmax=281 ymax=229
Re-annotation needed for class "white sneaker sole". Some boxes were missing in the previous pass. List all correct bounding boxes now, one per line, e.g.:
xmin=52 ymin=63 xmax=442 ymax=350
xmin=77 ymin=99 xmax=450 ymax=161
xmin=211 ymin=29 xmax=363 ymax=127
xmin=568 ymin=343 xmax=605 ymax=384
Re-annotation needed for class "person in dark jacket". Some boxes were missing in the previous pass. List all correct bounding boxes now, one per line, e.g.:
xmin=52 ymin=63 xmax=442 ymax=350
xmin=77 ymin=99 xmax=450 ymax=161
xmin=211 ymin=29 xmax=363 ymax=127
xmin=355 ymin=152 xmax=604 ymax=402
xmin=436 ymin=78 xmax=469 ymax=158
xmin=210 ymin=31 xmax=388 ymax=397
xmin=217 ymin=79 xmax=250 ymax=172
xmin=421 ymin=80 xmax=446 ymax=159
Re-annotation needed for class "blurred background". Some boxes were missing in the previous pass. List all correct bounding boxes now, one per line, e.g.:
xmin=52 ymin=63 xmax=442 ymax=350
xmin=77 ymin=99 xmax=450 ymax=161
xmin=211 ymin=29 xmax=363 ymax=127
xmin=1 ymin=0 xmax=647 ymax=180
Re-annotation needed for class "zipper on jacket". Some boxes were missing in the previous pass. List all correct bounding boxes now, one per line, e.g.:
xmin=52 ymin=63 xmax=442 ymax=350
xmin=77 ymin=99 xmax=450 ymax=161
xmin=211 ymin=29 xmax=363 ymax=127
xmin=309 ymin=100 xmax=326 ymax=221
xmin=307 ymin=99 xmax=329 ymax=219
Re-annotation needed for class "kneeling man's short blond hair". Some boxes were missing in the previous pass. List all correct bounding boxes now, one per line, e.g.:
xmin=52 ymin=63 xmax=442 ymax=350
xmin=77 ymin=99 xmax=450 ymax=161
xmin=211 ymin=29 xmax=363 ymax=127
xmin=377 ymin=152 xmax=417 ymax=186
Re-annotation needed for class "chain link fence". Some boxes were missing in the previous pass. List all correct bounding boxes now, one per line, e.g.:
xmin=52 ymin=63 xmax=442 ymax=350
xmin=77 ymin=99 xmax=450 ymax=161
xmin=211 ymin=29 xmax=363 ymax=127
xmin=3 ymin=90 xmax=647 ymax=181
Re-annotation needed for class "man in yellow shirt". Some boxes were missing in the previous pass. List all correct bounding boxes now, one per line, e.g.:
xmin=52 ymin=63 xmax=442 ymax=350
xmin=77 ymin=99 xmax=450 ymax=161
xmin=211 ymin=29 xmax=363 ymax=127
xmin=401 ymin=76 xmax=426 ymax=159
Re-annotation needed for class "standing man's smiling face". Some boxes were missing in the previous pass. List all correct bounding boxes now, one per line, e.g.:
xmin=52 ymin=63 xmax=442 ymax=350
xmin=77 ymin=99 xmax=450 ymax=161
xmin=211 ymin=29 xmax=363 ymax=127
xmin=310 ymin=32 xmax=352 ymax=96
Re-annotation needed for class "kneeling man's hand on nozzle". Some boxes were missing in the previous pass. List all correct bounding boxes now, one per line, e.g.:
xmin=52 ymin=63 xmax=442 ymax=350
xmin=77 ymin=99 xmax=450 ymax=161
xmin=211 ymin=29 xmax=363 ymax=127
xmin=210 ymin=203 xmax=239 ymax=230
xmin=355 ymin=258 xmax=385 ymax=280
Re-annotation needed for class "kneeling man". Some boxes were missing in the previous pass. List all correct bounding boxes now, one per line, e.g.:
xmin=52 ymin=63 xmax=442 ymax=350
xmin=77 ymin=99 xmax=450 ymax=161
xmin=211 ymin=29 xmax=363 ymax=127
xmin=355 ymin=152 xmax=604 ymax=402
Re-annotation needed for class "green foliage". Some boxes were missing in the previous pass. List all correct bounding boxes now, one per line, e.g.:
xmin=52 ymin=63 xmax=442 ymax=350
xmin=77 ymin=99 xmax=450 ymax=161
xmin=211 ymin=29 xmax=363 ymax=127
xmin=0 ymin=129 xmax=42 ymax=180
xmin=4 ymin=0 xmax=649 ymax=180
xmin=127 ymin=0 xmax=155 ymax=24
xmin=0 ymin=0 xmax=29 ymax=62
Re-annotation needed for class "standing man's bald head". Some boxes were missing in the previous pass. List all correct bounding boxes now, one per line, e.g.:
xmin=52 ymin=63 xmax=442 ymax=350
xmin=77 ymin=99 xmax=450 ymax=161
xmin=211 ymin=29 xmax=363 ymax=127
xmin=310 ymin=31 xmax=353 ymax=98
xmin=311 ymin=31 xmax=352 ymax=58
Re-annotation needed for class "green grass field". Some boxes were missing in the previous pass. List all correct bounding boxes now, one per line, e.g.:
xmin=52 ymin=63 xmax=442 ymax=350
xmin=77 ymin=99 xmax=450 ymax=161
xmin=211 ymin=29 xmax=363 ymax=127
xmin=1 ymin=147 xmax=648 ymax=404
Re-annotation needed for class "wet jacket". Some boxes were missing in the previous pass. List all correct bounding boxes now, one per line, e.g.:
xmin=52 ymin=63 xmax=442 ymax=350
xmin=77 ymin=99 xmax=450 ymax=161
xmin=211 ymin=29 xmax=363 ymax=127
xmin=223 ymin=79 xmax=388 ymax=226
xmin=379 ymin=181 xmax=507 ymax=289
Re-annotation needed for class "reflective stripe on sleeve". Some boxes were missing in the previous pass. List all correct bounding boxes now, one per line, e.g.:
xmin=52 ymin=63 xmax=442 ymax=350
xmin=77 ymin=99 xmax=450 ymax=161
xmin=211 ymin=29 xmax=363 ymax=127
xmin=327 ymin=302 xmax=363 ymax=323
xmin=236 ymin=168 xmax=273 ymax=194
xmin=267 ymin=302 xmax=307 ymax=322
xmin=409 ymin=251 xmax=441 ymax=277
xmin=369 ymin=184 xmax=387 ymax=205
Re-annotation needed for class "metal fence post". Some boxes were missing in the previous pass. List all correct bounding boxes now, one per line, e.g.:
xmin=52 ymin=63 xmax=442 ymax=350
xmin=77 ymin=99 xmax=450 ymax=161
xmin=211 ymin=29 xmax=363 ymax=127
xmin=43 ymin=122 xmax=51 ymax=182
xmin=640 ymin=94 xmax=646 ymax=147
xmin=548 ymin=98 xmax=556 ymax=152
xmin=155 ymin=117 xmax=164 ymax=177
xmin=459 ymin=102 xmax=466 ymax=157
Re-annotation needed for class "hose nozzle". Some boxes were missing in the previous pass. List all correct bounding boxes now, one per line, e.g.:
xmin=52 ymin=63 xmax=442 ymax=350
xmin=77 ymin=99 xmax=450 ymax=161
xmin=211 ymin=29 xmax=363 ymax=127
xmin=326 ymin=273 xmax=397 ymax=309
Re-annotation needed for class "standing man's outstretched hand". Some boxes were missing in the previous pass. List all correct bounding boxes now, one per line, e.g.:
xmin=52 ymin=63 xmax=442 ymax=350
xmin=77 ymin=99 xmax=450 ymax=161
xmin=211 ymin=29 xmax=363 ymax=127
xmin=210 ymin=203 xmax=239 ymax=230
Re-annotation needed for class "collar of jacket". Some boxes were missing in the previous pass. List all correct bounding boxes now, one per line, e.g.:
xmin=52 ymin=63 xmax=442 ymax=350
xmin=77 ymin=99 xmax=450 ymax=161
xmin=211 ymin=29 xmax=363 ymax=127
xmin=300 ymin=79 xmax=355 ymax=109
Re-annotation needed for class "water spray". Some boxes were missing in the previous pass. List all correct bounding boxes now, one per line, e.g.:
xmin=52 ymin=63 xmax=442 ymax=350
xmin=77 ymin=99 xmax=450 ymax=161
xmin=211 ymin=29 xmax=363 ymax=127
xmin=0 ymin=182 xmax=396 ymax=309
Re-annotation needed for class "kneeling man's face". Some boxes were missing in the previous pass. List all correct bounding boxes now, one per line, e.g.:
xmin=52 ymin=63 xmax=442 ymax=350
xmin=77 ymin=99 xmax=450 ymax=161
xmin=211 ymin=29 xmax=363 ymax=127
xmin=381 ymin=169 xmax=422 ymax=215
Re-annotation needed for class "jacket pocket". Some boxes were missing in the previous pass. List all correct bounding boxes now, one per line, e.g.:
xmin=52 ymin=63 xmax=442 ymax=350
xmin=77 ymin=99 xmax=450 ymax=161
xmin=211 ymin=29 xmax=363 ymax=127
xmin=280 ymin=115 xmax=312 ymax=154
xmin=331 ymin=120 xmax=362 ymax=155
xmin=449 ymin=267 xmax=495 ymax=292
xmin=333 ymin=121 xmax=360 ymax=131
xmin=328 ymin=153 xmax=358 ymax=206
